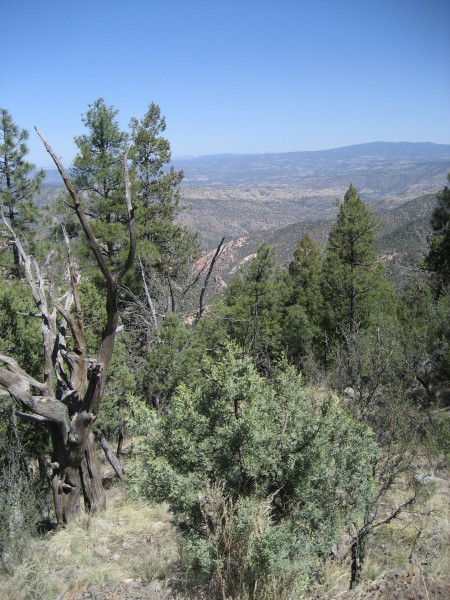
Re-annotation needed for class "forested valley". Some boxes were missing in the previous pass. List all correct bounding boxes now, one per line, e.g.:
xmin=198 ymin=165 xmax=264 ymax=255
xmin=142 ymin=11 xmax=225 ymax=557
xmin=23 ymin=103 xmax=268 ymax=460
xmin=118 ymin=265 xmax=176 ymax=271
xmin=0 ymin=102 xmax=449 ymax=600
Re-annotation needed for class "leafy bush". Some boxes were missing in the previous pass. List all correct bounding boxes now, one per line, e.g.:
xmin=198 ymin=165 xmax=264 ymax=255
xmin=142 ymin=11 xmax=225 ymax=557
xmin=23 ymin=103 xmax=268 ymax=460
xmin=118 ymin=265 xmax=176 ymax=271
xmin=137 ymin=345 xmax=377 ymax=598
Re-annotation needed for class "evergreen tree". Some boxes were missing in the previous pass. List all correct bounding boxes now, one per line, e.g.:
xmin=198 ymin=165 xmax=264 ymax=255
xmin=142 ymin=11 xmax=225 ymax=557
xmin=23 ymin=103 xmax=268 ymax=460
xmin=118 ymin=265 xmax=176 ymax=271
xmin=322 ymin=185 xmax=389 ymax=348
xmin=289 ymin=235 xmax=323 ymax=312
xmin=424 ymin=174 xmax=450 ymax=296
xmin=286 ymin=235 xmax=324 ymax=363
xmin=130 ymin=103 xmax=183 ymax=228
xmin=71 ymin=100 xmax=200 ymax=310
xmin=398 ymin=275 xmax=450 ymax=394
xmin=0 ymin=109 xmax=43 ymax=273
xmin=128 ymin=104 xmax=200 ymax=313
xmin=71 ymin=98 xmax=128 ymax=265
xmin=222 ymin=243 xmax=289 ymax=369
xmin=135 ymin=346 xmax=377 ymax=597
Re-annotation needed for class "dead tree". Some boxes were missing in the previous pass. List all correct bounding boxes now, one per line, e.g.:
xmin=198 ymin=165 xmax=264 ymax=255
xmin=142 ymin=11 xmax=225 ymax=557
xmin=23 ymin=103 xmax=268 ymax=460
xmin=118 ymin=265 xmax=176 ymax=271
xmin=0 ymin=130 xmax=135 ymax=523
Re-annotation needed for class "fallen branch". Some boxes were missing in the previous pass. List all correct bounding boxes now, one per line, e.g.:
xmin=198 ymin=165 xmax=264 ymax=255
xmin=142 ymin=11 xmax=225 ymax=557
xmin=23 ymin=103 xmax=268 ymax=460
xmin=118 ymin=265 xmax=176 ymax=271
xmin=99 ymin=433 xmax=125 ymax=481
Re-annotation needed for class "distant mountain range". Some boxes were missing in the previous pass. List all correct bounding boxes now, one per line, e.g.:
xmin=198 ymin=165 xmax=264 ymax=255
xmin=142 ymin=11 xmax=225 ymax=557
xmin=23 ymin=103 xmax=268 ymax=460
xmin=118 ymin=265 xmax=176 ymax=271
xmin=41 ymin=141 xmax=450 ymax=188
xmin=173 ymin=141 xmax=450 ymax=188
xmin=177 ymin=142 xmax=449 ymax=248
xmin=40 ymin=142 xmax=449 ymax=287
xmin=173 ymin=143 xmax=449 ymax=288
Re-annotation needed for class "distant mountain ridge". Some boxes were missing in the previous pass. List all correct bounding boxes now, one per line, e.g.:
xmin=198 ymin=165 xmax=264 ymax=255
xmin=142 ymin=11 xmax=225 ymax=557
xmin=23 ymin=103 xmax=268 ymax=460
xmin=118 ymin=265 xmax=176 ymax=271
xmin=39 ymin=142 xmax=448 ymax=285
xmin=36 ymin=143 xmax=447 ymax=290
xmin=175 ymin=141 xmax=450 ymax=162
xmin=171 ymin=142 xmax=449 ymax=194
xmin=173 ymin=142 xmax=448 ymax=249
xmin=40 ymin=142 xmax=450 ymax=185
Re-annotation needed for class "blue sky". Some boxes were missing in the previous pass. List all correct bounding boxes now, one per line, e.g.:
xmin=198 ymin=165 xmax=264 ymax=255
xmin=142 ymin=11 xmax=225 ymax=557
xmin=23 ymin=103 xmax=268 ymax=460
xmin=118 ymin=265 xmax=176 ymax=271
xmin=2 ymin=0 xmax=449 ymax=167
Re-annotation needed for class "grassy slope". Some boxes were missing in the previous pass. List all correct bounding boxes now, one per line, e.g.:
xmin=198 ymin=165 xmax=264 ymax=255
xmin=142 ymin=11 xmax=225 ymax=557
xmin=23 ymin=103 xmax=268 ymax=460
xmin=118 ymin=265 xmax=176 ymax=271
xmin=0 ymin=485 xmax=178 ymax=600
xmin=0 ymin=443 xmax=448 ymax=600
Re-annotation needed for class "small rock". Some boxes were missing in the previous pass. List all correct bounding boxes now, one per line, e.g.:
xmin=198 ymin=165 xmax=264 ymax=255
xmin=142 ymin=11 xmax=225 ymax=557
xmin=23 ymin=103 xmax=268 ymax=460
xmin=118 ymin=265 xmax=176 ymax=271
xmin=414 ymin=473 xmax=447 ymax=486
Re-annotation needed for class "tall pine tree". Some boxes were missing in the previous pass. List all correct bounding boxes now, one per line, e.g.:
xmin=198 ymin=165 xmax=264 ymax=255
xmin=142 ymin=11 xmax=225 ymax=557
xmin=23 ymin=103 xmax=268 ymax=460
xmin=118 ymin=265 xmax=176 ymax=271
xmin=285 ymin=235 xmax=324 ymax=365
xmin=322 ymin=185 xmax=389 ymax=346
xmin=71 ymin=99 xmax=128 ymax=265
xmin=129 ymin=103 xmax=200 ymax=301
xmin=0 ymin=109 xmax=43 ymax=274
xmin=222 ymin=243 xmax=289 ymax=369
xmin=70 ymin=99 xmax=200 ymax=310
xmin=424 ymin=174 xmax=450 ymax=296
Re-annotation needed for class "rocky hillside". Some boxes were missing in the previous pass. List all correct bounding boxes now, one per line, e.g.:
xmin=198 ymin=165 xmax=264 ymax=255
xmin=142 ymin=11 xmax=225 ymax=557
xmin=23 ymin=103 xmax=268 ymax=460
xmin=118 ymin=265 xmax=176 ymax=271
xmin=40 ymin=142 xmax=448 ymax=285
xmin=190 ymin=193 xmax=438 ymax=289
xmin=176 ymin=142 xmax=449 ymax=249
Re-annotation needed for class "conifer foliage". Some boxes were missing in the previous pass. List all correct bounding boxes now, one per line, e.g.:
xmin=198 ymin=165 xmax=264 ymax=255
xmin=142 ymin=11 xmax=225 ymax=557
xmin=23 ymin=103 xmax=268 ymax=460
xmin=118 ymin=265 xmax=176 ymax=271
xmin=136 ymin=346 xmax=377 ymax=598
xmin=0 ymin=104 xmax=448 ymax=597
xmin=322 ymin=184 xmax=387 ymax=343
xmin=425 ymin=174 xmax=450 ymax=294
xmin=0 ymin=109 xmax=43 ymax=274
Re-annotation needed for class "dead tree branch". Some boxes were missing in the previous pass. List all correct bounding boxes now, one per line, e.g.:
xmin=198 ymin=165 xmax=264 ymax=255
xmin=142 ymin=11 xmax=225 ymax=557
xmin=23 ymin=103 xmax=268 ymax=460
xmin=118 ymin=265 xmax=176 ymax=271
xmin=194 ymin=237 xmax=225 ymax=326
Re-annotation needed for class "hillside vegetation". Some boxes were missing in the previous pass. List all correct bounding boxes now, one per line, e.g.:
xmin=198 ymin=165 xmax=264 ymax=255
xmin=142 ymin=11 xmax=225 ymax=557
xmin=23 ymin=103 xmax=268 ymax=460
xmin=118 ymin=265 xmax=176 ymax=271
xmin=191 ymin=193 xmax=438 ymax=290
xmin=0 ymin=460 xmax=448 ymax=599
xmin=1 ymin=106 xmax=449 ymax=599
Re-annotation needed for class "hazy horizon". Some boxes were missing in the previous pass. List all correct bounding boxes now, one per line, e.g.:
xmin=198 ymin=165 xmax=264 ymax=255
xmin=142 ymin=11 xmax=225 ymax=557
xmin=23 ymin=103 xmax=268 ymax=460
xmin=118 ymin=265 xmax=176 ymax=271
xmin=2 ymin=0 xmax=449 ymax=168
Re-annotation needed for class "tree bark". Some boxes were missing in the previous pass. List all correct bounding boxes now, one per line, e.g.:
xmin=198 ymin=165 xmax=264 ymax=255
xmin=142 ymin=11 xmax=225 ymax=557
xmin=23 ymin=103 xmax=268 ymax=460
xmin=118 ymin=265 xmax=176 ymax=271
xmin=81 ymin=432 xmax=107 ymax=512
xmin=194 ymin=237 xmax=225 ymax=326
xmin=350 ymin=534 xmax=364 ymax=589
xmin=0 ymin=134 xmax=136 ymax=523
xmin=47 ymin=426 xmax=106 ymax=523
xmin=116 ymin=427 xmax=124 ymax=455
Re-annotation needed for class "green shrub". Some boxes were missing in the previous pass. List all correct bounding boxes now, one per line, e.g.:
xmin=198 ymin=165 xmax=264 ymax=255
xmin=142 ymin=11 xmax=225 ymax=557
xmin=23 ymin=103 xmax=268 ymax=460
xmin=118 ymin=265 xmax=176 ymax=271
xmin=137 ymin=345 xmax=377 ymax=598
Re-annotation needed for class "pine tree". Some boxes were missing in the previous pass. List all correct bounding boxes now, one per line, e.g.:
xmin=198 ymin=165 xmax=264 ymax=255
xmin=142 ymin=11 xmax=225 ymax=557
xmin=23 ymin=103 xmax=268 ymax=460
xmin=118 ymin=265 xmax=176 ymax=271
xmin=322 ymin=185 xmax=389 ymax=348
xmin=71 ymin=98 xmax=128 ymax=265
xmin=70 ymin=100 xmax=200 ymax=309
xmin=424 ymin=173 xmax=450 ymax=296
xmin=289 ymin=235 xmax=323 ymax=312
xmin=0 ymin=109 xmax=43 ymax=274
xmin=130 ymin=103 xmax=183 ymax=224
xmin=286 ymin=235 xmax=324 ymax=363
xmin=129 ymin=103 xmax=200 ymax=300
xmin=223 ymin=243 xmax=289 ymax=369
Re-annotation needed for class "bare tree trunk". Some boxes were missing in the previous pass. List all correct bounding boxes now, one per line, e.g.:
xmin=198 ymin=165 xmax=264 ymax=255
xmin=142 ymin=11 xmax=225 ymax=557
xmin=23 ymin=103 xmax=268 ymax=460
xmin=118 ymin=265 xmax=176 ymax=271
xmin=81 ymin=432 xmax=107 ymax=512
xmin=46 ymin=429 xmax=106 ymax=524
xmin=194 ymin=237 xmax=225 ymax=326
xmin=139 ymin=256 xmax=159 ymax=330
xmin=0 ymin=133 xmax=136 ymax=523
xmin=116 ymin=427 xmax=124 ymax=455
xmin=350 ymin=534 xmax=365 ymax=589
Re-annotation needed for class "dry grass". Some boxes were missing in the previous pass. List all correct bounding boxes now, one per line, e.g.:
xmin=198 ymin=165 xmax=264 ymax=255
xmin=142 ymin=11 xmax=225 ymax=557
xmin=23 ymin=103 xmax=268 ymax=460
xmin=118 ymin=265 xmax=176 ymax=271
xmin=310 ymin=465 xmax=449 ymax=599
xmin=365 ymin=477 xmax=449 ymax=580
xmin=0 ymin=461 xmax=447 ymax=600
xmin=0 ymin=484 xmax=180 ymax=600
